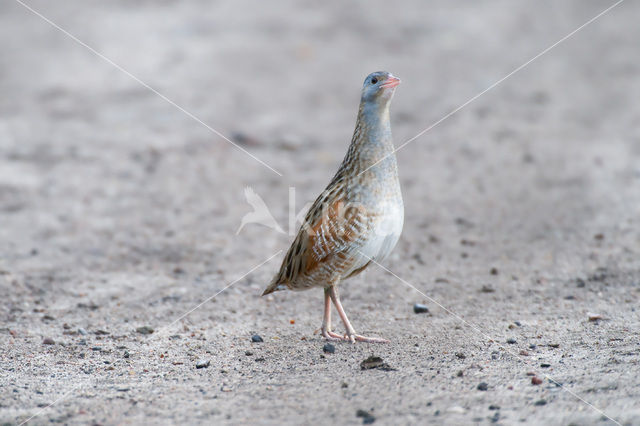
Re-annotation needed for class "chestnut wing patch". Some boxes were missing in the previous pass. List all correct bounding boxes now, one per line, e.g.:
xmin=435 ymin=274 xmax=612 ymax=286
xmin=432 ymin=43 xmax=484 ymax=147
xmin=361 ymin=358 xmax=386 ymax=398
xmin=303 ymin=198 xmax=370 ymax=275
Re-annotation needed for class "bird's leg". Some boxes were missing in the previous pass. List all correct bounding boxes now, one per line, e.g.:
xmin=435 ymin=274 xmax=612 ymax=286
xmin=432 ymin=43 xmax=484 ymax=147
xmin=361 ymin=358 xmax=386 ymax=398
xmin=321 ymin=287 xmax=344 ymax=340
xmin=328 ymin=286 xmax=389 ymax=343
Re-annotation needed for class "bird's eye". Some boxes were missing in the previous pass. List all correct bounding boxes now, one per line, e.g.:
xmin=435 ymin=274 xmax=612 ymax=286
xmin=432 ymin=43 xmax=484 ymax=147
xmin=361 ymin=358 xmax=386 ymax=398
xmin=371 ymin=77 xmax=378 ymax=84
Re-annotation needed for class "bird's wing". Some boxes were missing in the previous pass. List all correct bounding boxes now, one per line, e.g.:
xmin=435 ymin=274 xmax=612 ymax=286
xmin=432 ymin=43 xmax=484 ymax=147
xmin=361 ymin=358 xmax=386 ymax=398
xmin=266 ymin=183 xmax=372 ymax=291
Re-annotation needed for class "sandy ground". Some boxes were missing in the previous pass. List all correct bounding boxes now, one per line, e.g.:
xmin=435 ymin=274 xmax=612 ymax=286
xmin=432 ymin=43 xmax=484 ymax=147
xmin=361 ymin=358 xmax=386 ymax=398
xmin=1 ymin=0 xmax=640 ymax=425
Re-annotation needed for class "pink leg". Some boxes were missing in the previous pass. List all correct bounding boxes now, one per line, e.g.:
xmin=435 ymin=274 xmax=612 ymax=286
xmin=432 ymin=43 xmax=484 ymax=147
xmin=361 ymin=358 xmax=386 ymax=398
xmin=321 ymin=287 xmax=344 ymax=340
xmin=328 ymin=286 xmax=389 ymax=343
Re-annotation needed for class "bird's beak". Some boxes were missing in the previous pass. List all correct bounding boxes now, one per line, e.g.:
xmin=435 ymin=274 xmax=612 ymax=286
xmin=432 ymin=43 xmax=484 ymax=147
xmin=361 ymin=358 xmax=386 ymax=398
xmin=380 ymin=75 xmax=401 ymax=89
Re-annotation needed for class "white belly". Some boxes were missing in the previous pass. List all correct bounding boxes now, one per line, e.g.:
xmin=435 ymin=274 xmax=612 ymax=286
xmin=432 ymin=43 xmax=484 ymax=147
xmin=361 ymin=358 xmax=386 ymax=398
xmin=345 ymin=196 xmax=404 ymax=275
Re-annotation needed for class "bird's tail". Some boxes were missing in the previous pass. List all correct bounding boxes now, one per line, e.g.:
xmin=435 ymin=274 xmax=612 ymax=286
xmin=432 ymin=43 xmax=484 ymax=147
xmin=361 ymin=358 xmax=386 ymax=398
xmin=262 ymin=279 xmax=287 ymax=296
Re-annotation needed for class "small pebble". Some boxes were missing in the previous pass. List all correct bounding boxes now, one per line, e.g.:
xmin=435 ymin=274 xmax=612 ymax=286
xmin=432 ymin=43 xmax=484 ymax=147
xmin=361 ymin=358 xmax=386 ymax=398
xmin=245 ymin=351 xmax=253 ymax=356
xmin=457 ymin=370 xmax=464 ymax=377
xmin=447 ymin=406 xmax=465 ymax=414
xmin=360 ymin=356 xmax=394 ymax=371
xmin=251 ymin=334 xmax=264 ymax=343
xmin=455 ymin=352 xmax=466 ymax=359
xmin=588 ymin=313 xmax=603 ymax=322
xmin=534 ymin=399 xmax=547 ymax=406
xmin=196 ymin=358 xmax=210 ymax=369
xmin=78 ymin=328 xmax=87 ymax=336
xmin=356 ymin=409 xmax=375 ymax=424
xmin=477 ymin=382 xmax=488 ymax=391
xmin=540 ymin=363 xmax=551 ymax=368
xmin=489 ymin=405 xmax=500 ymax=410
xmin=531 ymin=376 xmax=543 ymax=385
xmin=136 ymin=326 xmax=154 ymax=335
xmin=42 ymin=338 xmax=55 ymax=345
xmin=323 ymin=343 xmax=335 ymax=354
xmin=490 ymin=267 xmax=498 ymax=275
xmin=506 ymin=338 xmax=517 ymax=344
xmin=413 ymin=303 xmax=429 ymax=314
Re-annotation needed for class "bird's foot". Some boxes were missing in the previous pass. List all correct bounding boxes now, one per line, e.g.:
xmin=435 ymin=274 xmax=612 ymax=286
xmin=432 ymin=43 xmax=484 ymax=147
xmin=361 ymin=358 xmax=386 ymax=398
xmin=347 ymin=333 xmax=390 ymax=344
xmin=321 ymin=329 xmax=345 ymax=341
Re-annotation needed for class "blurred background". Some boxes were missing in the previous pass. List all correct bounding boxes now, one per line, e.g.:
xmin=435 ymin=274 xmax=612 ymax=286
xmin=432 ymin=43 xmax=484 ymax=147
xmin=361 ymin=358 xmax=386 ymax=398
xmin=1 ymin=1 xmax=639 ymax=424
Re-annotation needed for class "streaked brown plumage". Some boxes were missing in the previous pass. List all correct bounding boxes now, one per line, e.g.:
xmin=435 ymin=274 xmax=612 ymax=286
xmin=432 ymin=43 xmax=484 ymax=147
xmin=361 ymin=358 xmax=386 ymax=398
xmin=263 ymin=71 xmax=404 ymax=343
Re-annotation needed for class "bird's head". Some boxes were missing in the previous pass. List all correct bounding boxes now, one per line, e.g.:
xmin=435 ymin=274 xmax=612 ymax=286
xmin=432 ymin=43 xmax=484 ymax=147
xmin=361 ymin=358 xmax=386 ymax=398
xmin=361 ymin=71 xmax=401 ymax=106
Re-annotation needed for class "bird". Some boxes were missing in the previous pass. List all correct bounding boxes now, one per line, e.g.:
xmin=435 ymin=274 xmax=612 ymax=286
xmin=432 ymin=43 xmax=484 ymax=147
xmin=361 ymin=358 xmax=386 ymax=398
xmin=262 ymin=71 xmax=404 ymax=343
xmin=236 ymin=186 xmax=284 ymax=235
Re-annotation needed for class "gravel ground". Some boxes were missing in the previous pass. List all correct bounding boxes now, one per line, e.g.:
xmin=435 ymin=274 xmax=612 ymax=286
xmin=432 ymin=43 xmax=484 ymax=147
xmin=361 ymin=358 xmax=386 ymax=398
xmin=1 ymin=1 xmax=640 ymax=425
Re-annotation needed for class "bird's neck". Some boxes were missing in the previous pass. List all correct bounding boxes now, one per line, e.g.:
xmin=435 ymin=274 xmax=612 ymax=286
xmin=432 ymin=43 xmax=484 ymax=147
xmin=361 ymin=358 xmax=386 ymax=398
xmin=340 ymin=101 xmax=396 ymax=175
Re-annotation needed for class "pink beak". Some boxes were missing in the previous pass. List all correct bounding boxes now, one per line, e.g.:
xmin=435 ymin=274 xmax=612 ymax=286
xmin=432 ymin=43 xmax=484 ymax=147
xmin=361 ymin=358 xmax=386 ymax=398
xmin=380 ymin=74 xmax=401 ymax=89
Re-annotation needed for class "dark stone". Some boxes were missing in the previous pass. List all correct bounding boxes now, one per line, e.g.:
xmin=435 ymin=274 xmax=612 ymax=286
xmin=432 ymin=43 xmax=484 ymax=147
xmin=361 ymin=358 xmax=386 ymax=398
xmin=413 ymin=303 xmax=429 ymax=314
xmin=323 ymin=343 xmax=335 ymax=354
xmin=534 ymin=399 xmax=547 ymax=406
xmin=42 ymin=338 xmax=55 ymax=345
xmin=477 ymin=382 xmax=489 ymax=391
xmin=489 ymin=405 xmax=500 ymax=410
xmin=506 ymin=338 xmax=517 ymax=344
xmin=251 ymin=334 xmax=263 ymax=343
xmin=360 ymin=356 xmax=394 ymax=371
xmin=136 ymin=326 xmax=154 ymax=335
xmin=356 ymin=409 xmax=375 ymax=424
